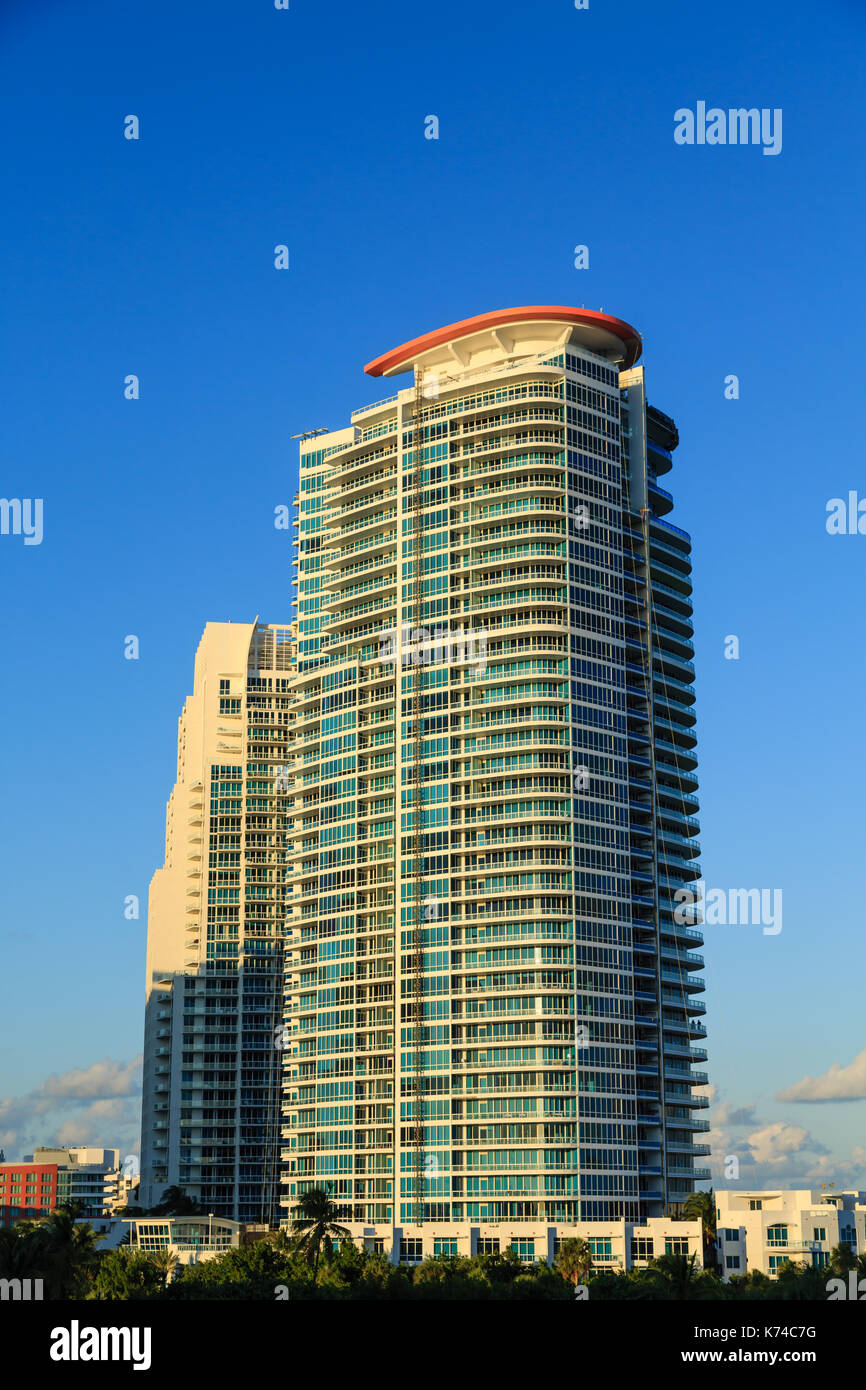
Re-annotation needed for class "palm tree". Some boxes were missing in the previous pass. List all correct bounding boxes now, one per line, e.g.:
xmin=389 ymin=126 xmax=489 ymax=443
xmin=680 ymin=1188 xmax=717 ymax=1269
xmin=554 ymin=1237 xmax=593 ymax=1288
xmin=147 ymin=1247 xmax=179 ymax=1287
xmin=0 ymin=1224 xmax=47 ymax=1282
xmin=291 ymin=1187 xmax=351 ymax=1281
xmin=829 ymin=1241 xmax=857 ymax=1275
xmin=151 ymin=1185 xmax=200 ymax=1216
xmin=651 ymin=1250 xmax=720 ymax=1300
xmin=37 ymin=1208 xmax=104 ymax=1298
xmin=60 ymin=1199 xmax=90 ymax=1220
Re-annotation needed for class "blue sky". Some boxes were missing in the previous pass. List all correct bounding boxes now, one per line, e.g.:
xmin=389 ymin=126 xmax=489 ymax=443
xmin=1 ymin=0 xmax=864 ymax=1185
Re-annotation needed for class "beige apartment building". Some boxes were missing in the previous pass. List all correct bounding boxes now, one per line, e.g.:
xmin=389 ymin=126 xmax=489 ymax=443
xmin=140 ymin=620 xmax=296 ymax=1224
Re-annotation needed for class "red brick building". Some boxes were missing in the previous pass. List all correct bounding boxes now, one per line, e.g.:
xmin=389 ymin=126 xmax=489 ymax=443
xmin=0 ymin=1162 xmax=59 ymax=1225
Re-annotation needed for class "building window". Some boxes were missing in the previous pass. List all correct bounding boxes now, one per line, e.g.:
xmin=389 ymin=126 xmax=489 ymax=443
xmin=400 ymin=1238 xmax=423 ymax=1264
xmin=766 ymin=1225 xmax=788 ymax=1248
xmin=477 ymin=1238 xmax=499 ymax=1256
xmin=665 ymin=1237 xmax=689 ymax=1256
xmin=768 ymin=1255 xmax=789 ymax=1274
xmin=631 ymin=1237 xmax=653 ymax=1260
xmin=588 ymin=1238 xmax=612 ymax=1261
xmin=509 ymin=1240 xmax=535 ymax=1262
xmin=725 ymin=1255 xmax=741 ymax=1270
xmin=813 ymin=1227 xmax=826 ymax=1242
xmin=749 ymin=1199 xmax=762 ymax=1211
xmin=434 ymin=1238 xmax=457 ymax=1257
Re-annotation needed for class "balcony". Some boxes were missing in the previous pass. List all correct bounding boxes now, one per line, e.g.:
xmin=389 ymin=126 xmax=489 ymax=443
xmin=647 ymin=477 xmax=674 ymax=517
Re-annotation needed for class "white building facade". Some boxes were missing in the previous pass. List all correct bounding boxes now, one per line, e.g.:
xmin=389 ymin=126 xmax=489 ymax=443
xmin=352 ymin=1216 xmax=702 ymax=1268
xmin=716 ymin=1189 xmax=866 ymax=1278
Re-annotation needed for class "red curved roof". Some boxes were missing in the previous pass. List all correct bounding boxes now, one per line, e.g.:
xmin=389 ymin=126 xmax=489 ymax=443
xmin=364 ymin=305 xmax=641 ymax=377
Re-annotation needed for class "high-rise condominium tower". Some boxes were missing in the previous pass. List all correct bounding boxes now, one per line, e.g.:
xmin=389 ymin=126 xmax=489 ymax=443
xmin=140 ymin=620 xmax=294 ymax=1223
xmin=282 ymin=306 xmax=707 ymax=1243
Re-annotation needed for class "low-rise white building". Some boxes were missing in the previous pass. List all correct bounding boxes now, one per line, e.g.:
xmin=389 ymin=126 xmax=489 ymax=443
xmin=127 ymin=1215 xmax=243 ymax=1265
xmin=716 ymin=1189 xmax=866 ymax=1278
xmin=80 ymin=1214 xmax=251 ymax=1265
xmin=342 ymin=1219 xmax=703 ymax=1269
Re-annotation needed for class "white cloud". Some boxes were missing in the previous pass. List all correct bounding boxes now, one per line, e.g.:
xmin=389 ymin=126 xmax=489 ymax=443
xmin=712 ymin=1101 xmax=759 ymax=1129
xmin=777 ymin=1049 xmax=866 ymax=1103
xmin=0 ymin=1056 xmax=142 ymax=1159
xmin=706 ymin=1094 xmax=865 ymax=1191
xmin=37 ymin=1057 xmax=142 ymax=1102
xmin=54 ymin=1098 xmax=139 ymax=1148
xmin=747 ymin=1121 xmax=813 ymax=1165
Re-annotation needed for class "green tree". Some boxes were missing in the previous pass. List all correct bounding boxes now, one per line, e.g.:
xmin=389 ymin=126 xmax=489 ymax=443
xmin=28 ymin=1208 xmax=104 ymax=1298
xmin=0 ymin=1223 xmax=48 ymax=1282
xmin=582 ymin=1268 xmax=664 ymax=1300
xmin=172 ymin=1238 xmax=313 ymax=1300
xmin=90 ymin=1248 xmax=164 ymax=1300
xmin=148 ymin=1246 xmax=179 ymax=1287
xmin=725 ymin=1268 xmax=772 ymax=1300
xmin=774 ymin=1259 xmax=832 ymax=1300
xmin=150 ymin=1185 xmax=200 ymax=1216
xmin=651 ymin=1251 xmax=721 ymax=1301
xmin=554 ymin=1237 xmax=593 ymax=1288
xmin=511 ymin=1265 xmax=573 ymax=1301
xmin=57 ymin=1199 xmax=88 ymax=1220
xmin=680 ymin=1189 xmax=717 ymax=1269
xmin=829 ymin=1241 xmax=857 ymax=1275
xmin=410 ymin=1256 xmax=471 ymax=1299
xmin=290 ymin=1188 xmax=351 ymax=1282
